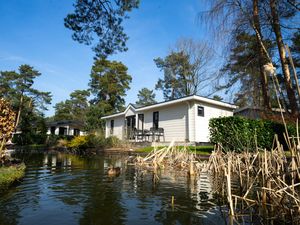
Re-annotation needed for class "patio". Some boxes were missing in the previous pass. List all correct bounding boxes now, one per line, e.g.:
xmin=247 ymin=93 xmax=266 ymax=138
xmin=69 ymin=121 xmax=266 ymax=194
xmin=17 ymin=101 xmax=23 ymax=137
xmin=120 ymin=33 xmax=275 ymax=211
xmin=125 ymin=127 xmax=165 ymax=142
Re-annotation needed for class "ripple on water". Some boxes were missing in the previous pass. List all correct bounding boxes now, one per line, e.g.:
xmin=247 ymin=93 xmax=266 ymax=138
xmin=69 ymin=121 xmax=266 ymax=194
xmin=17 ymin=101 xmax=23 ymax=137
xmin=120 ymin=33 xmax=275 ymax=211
xmin=0 ymin=153 xmax=230 ymax=225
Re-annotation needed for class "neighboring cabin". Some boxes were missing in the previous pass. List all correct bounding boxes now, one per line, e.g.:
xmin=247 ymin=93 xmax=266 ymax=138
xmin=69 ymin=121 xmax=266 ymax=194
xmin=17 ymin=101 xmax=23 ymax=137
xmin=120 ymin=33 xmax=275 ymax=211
xmin=234 ymin=106 xmax=286 ymax=119
xmin=101 ymin=95 xmax=237 ymax=144
xmin=46 ymin=120 xmax=85 ymax=136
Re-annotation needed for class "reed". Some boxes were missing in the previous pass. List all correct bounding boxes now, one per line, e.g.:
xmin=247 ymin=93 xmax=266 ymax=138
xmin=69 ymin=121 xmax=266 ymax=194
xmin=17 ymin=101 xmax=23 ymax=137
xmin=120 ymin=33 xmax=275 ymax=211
xmin=207 ymin=132 xmax=300 ymax=223
xmin=133 ymin=120 xmax=300 ymax=223
xmin=134 ymin=141 xmax=207 ymax=178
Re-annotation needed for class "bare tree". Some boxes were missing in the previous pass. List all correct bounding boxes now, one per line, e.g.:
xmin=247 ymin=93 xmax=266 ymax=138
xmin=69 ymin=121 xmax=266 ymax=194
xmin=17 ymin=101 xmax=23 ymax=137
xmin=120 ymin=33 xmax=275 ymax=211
xmin=174 ymin=38 xmax=215 ymax=95
xmin=200 ymin=0 xmax=299 ymax=115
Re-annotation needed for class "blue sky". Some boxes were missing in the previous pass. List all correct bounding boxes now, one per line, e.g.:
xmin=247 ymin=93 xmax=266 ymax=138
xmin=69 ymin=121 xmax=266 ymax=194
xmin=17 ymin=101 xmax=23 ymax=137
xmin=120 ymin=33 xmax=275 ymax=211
xmin=0 ymin=0 xmax=220 ymax=116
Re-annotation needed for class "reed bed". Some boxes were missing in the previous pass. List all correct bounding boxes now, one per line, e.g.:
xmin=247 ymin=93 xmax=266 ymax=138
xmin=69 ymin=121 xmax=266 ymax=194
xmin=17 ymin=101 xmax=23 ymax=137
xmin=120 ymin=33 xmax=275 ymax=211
xmin=133 ymin=141 xmax=207 ymax=176
xmin=133 ymin=134 xmax=300 ymax=223
xmin=208 ymin=133 xmax=300 ymax=224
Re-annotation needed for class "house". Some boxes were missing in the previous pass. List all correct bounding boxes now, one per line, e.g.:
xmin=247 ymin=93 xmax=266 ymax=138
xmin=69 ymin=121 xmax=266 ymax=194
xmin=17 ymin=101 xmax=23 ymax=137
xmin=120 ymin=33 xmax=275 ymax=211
xmin=46 ymin=120 xmax=86 ymax=136
xmin=234 ymin=106 xmax=287 ymax=120
xmin=101 ymin=95 xmax=237 ymax=144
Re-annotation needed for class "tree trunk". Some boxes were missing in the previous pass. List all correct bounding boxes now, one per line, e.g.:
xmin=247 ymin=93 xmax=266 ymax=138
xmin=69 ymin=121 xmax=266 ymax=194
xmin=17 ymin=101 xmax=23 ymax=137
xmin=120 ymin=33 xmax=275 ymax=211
xmin=270 ymin=0 xmax=298 ymax=115
xmin=253 ymin=0 xmax=271 ymax=110
xmin=15 ymin=94 xmax=23 ymax=131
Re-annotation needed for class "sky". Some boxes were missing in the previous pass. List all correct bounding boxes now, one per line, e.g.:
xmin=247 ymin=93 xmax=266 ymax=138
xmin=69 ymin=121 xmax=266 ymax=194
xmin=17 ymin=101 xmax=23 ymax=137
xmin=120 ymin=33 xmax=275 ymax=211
xmin=0 ymin=0 xmax=220 ymax=116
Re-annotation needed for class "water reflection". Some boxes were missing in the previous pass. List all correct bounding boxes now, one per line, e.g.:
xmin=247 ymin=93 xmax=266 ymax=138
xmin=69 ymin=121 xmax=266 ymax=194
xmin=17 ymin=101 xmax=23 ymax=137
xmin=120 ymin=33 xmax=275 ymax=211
xmin=0 ymin=153 xmax=232 ymax=225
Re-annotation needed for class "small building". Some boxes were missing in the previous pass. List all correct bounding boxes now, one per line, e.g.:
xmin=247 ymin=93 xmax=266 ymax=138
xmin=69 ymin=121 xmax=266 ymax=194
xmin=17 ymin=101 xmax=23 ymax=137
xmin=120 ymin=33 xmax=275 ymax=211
xmin=46 ymin=120 xmax=85 ymax=136
xmin=101 ymin=95 xmax=237 ymax=144
xmin=234 ymin=106 xmax=287 ymax=120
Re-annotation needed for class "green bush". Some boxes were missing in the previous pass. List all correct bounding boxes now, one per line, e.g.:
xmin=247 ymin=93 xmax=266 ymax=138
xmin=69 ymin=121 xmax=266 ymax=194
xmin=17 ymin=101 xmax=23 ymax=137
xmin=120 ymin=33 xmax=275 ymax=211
xmin=12 ymin=133 xmax=48 ymax=145
xmin=209 ymin=116 xmax=296 ymax=151
xmin=105 ymin=136 xmax=121 ymax=148
xmin=67 ymin=135 xmax=90 ymax=150
xmin=45 ymin=135 xmax=73 ymax=147
xmin=67 ymin=134 xmax=122 ymax=150
xmin=87 ymin=134 xmax=106 ymax=149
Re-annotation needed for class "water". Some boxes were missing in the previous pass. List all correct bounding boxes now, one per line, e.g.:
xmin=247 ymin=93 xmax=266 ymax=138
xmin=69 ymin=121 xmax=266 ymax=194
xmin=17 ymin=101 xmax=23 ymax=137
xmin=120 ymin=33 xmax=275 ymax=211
xmin=0 ymin=152 xmax=228 ymax=225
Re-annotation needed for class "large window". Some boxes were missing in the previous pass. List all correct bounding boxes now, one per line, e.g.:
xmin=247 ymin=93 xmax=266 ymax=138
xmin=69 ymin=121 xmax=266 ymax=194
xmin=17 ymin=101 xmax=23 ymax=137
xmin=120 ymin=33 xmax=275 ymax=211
xmin=198 ymin=106 xmax=204 ymax=117
xmin=110 ymin=120 xmax=114 ymax=134
xmin=153 ymin=111 xmax=159 ymax=129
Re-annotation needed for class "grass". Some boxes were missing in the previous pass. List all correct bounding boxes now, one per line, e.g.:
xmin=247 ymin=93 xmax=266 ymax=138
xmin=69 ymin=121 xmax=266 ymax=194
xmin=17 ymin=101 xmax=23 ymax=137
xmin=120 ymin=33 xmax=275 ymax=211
xmin=136 ymin=145 xmax=214 ymax=155
xmin=0 ymin=163 xmax=26 ymax=189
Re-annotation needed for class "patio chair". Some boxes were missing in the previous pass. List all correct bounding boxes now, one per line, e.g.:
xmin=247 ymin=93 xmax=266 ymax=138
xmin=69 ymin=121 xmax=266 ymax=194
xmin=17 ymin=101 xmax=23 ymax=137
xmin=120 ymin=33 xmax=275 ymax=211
xmin=149 ymin=127 xmax=156 ymax=142
xmin=156 ymin=128 xmax=165 ymax=142
xmin=143 ymin=129 xmax=151 ymax=142
xmin=135 ymin=128 xmax=144 ymax=141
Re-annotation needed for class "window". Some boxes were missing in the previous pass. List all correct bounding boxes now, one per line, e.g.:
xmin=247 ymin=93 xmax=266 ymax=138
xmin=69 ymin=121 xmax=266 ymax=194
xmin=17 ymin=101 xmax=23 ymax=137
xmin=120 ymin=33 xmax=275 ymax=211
xmin=153 ymin=111 xmax=159 ymax=129
xmin=110 ymin=120 xmax=114 ymax=134
xmin=50 ymin=126 xmax=56 ymax=135
xmin=74 ymin=129 xmax=80 ymax=136
xmin=198 ymin=106 xmax=204 ymax=117
xmin=59 ymin=127 xmax=67 ymax=135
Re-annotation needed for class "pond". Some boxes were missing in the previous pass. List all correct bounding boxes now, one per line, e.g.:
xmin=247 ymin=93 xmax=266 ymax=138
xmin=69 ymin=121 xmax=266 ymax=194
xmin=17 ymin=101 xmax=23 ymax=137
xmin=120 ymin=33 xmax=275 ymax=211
xmin=0 ymin=152 xmax=250 ymax=225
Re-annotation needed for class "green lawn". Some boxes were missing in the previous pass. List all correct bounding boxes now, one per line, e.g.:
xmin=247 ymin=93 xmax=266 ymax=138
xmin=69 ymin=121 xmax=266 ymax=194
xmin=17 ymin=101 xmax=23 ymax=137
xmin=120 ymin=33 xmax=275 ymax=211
xmin=136 ymin=145 xmax=214 ymax=155
xmin=0 ymin=163 xmax=26 ymax=189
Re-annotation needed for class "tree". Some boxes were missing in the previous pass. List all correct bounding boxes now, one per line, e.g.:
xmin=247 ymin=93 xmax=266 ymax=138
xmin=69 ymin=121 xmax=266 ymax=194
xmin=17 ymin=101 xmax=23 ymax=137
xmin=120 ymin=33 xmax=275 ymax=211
xmin=136 ymin=88 xmax=157 ymax=106
xmin=89 ymin=58 xmax=132 ymax=114
xmin=155 ymin=39 xmax=214 ymax=100
xmin=0 ymin=65 xmax=52 ymax=130
xmin=54 ymin=89 xmax=90 ymax=122
xmin=218 ymin=32 xmax=275 ymax=107
xmin=64 ymin=0 xmax=139 ymax=58
xmin=269 ymin=0 xmax=299 ymax=115
xmin=155 ymin=51 xmax=191 ymax=100
xmin=85 ymin=104 xmax=106 ymax=132
xmin=201 ymin=0 xmax=299 ymax=114
xmin=175 ymin=38 xmax=215 ymax=94
xmin=212 ymin=95 xmax=223 ymax=101
xmin=291 ymin=30 xmax=300 ymax=69
xmin=0 ymin=99 xmax=15 ymax=160
xmin=253 ymin=0 xmax=272 ymax=109
xmin=53 ymin=101 xmax=73 ymax=121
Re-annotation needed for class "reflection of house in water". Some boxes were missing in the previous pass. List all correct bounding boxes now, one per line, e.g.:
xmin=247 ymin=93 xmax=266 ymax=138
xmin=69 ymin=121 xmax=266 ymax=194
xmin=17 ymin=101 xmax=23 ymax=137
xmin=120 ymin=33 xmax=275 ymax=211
xmin=46 ymin=120 xmax=86 ymax=136
xmin=104 ymin=157 xmax=124 ymax=169
xmin=43 ymin=154 xmax=73 ymax=173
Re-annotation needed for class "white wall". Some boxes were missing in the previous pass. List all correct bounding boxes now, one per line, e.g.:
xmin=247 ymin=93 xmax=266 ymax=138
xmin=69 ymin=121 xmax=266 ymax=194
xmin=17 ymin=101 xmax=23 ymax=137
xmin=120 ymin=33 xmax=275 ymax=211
xmin=141 ymin=102 xmax=187 ymax=142
xmin=193 ymin=101 xmax=234 ymax=143
xmin=106 ymin=116 xmax=124 ymax=140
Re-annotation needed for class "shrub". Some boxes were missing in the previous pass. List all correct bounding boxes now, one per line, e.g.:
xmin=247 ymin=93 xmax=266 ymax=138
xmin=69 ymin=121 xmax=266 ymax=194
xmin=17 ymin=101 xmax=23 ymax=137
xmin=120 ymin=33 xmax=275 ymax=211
xmin=45 ymin=135 xmax=73 ymax=147
xmin=67 ymin=135 xmax=90 ymax=150
xmin=0 ymin=163 xmax=26 ymax=189
xmin=209 ymin=116 xmax=296 ymax=151
xmin=87 ymin=134 xmax=106 ymax=149
xmin=105 ymin=136 xmax=122 ymax=148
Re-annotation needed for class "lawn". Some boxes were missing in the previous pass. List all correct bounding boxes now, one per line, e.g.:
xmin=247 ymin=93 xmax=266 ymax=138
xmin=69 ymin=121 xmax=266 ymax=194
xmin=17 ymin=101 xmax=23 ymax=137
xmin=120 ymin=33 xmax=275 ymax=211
xmin=136 ymin=145 xmax=214 ymax=155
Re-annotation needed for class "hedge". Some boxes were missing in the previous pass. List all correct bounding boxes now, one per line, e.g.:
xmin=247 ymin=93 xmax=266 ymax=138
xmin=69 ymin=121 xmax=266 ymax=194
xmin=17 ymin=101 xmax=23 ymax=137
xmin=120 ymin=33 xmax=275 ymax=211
xmin=209 ymin=116 xmax=296 ymax=151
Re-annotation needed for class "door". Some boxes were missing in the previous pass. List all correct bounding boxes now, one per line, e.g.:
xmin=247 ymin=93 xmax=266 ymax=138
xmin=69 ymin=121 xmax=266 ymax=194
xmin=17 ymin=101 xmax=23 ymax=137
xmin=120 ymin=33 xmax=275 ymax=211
xmin=125 ymin=115 xmax=136 ymax=139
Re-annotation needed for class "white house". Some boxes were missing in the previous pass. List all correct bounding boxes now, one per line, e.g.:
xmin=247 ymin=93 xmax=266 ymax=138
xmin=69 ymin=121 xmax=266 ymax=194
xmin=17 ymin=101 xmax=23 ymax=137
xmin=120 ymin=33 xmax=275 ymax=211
xmin=46 ymin=120 xmax=86 ymax=136
xmin=101 ymin=95 xmax=237 ymax=144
